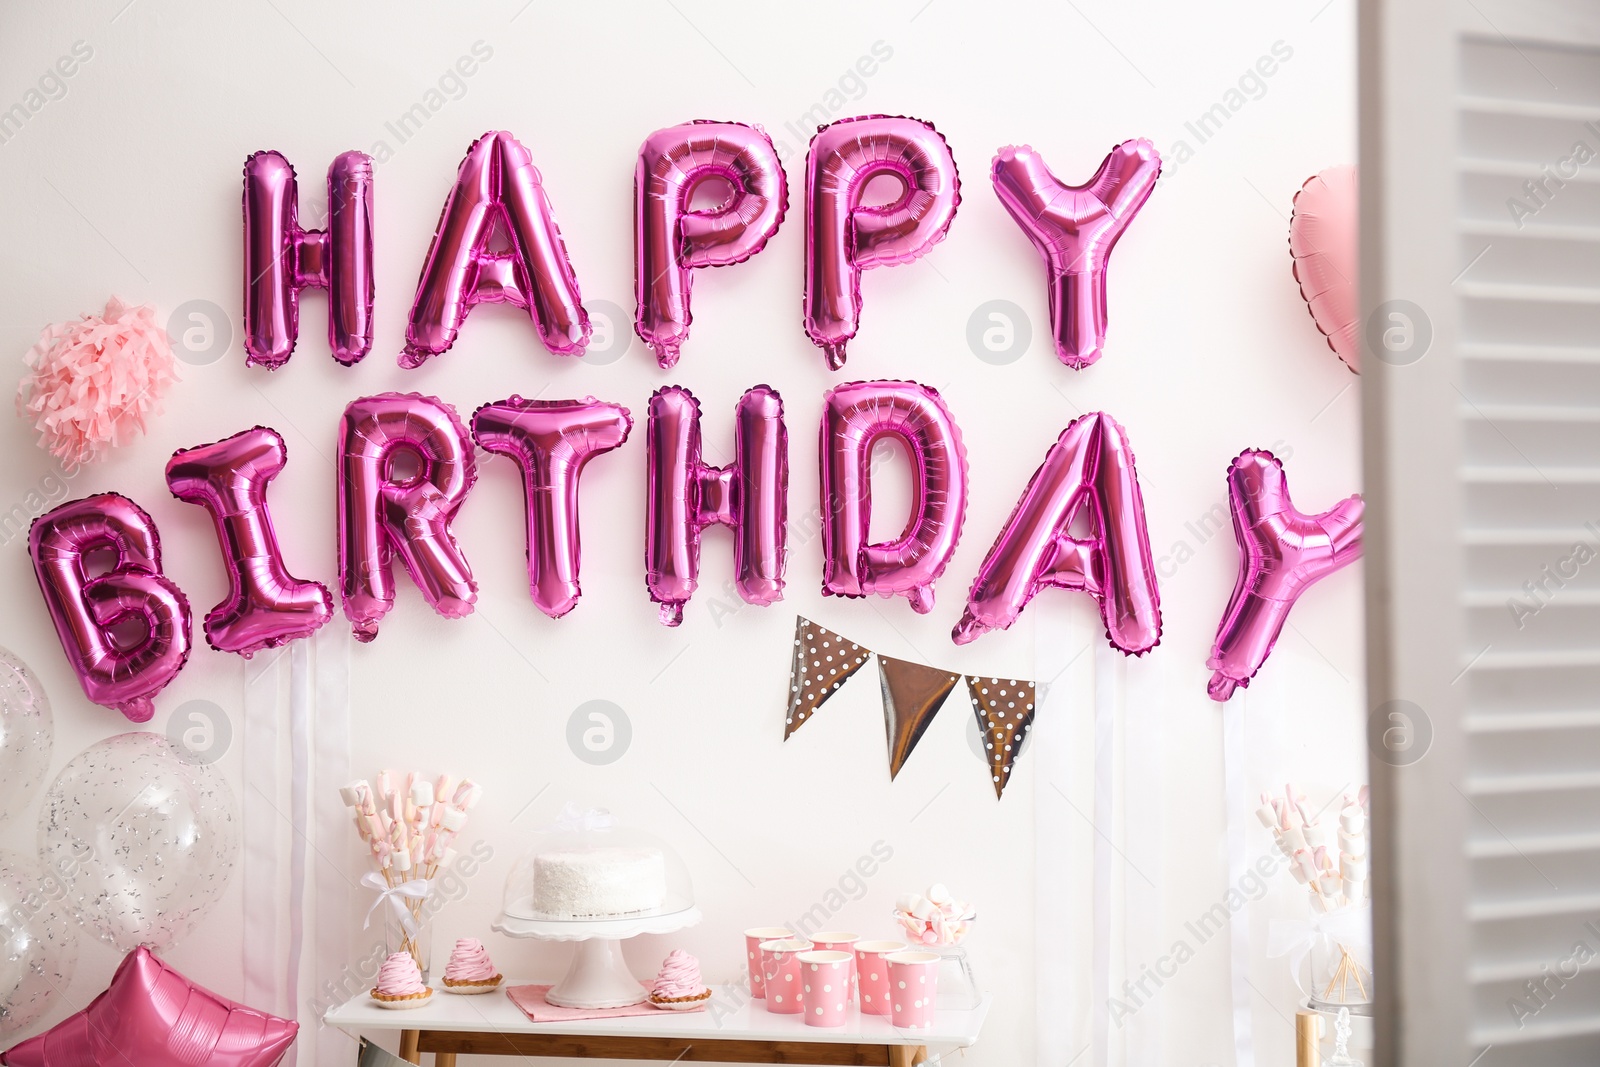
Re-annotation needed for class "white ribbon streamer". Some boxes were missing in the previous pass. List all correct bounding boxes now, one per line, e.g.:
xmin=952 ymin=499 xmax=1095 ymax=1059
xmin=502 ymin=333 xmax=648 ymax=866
xmin=312 ymin=626 xmax=353 ymax=1067
xmin=1091 ymin=640 xmax=1118 ymax=1067
xmin=242 ymin=651 xmax=283 ymax=1016
xmin=361 ymin=871 xmax=432 ymax=937
xmin=1222 ymin=697 xmax=1256 ymax=1067
xmin=286 ymin=641 xmax=311 ymax=1067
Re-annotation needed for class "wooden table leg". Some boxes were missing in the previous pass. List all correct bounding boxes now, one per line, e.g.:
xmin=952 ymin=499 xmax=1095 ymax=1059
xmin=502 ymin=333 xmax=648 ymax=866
xmin=432 ymin=1054 xmax=456 ymax=1067
xmin=398 ymin=1029 xmax=420 ymax=1064
xmin=888 ymin=1046 xmax=927 ymax=1067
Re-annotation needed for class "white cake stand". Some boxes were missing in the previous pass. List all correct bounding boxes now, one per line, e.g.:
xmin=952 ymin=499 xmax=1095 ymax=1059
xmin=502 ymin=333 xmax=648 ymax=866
xmin=492 ymin=904 xmax=702 ymax=1008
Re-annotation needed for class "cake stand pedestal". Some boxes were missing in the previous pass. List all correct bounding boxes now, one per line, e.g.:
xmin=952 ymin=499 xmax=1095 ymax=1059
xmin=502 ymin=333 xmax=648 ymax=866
xmin=492 ymin=907 xmax=702 ymax=1009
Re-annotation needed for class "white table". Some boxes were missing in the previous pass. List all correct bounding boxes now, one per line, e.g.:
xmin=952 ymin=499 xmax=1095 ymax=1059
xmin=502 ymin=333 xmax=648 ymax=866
xmin=324 ymin=983 xmax=991 ymax=1065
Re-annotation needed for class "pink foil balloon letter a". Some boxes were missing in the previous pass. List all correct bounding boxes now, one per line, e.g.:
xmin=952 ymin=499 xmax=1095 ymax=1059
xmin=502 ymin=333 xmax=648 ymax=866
xmin=29 ymin=494 xmax=193 ymax=723
xmin=338 ymin=393 xmax=478 ymax=642
xmin=472 ymin=397 xmax=633 ymax=619
xmin=635 ymin=121 xmax=788 ymax=368
xmin=820 ymin=380 xmax=968 ymax=614
xmin=990 ymin=140 xmax=1160 ymax=369
xmin=167 ymin=426 xmax=334 ymax=656
xmin=402 ymin=131 xmax=590 ymax=368
xmin=804 ymin=115 xmax=961 ymax=369
xmin=645 ymin=385 xmax=788 ymax=627
xmin=954 ymin=413 xmax=1161 ymax=655
xmin=242 ymin=150 xmax=374 ymax=368
xmin=1206 ymin=450 xmax=1363 ymax=700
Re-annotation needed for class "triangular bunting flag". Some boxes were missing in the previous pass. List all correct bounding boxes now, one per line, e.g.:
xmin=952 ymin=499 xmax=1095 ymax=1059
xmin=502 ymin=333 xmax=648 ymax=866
xmin=785 ymin=617 xmax=872 ymax=739
xmin=878 ymin=655 xmax=961 ymax=779
xmin=968 ymin=676 xmax=1037 ymax=798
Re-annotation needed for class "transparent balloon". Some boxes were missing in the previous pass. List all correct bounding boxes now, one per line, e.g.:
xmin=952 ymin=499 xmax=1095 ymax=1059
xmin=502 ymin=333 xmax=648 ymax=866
xmin=37 ymin=733 xmax=238 ymax=952
xmin=0 ymin=848 xmax=78 ymax=1040
xmin=0 ymin=648 xmax=51 ymax=822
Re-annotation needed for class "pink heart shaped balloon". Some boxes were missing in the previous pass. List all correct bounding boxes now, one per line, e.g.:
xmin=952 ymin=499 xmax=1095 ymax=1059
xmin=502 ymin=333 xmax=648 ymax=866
xmin=1288 ymin=165 xmax=1358 ymax=374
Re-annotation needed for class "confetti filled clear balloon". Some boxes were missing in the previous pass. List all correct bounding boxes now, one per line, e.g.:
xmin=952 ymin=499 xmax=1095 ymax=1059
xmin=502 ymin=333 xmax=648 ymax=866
xmin=37 ymin=733 xmax=239 ymax=953
xmin=0 ymin=648 xmax=51 ymax=822
xmin=0 ymin=848 xmax=78 ymax=1040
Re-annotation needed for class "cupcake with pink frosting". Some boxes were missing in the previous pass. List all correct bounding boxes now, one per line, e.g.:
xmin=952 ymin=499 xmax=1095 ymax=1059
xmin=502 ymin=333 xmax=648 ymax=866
xmin=648 ymin=950 xmax=711 ymax=1010
xmin=371 ymin=952 xmax=432 ymax=1008
xmin=441 ymin=938 xmax=503 ymax=994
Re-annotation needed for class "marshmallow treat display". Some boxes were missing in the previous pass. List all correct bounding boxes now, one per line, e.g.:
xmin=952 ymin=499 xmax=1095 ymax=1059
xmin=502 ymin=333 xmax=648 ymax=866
xmin=893 ymin=883 xmax=975 ymax=945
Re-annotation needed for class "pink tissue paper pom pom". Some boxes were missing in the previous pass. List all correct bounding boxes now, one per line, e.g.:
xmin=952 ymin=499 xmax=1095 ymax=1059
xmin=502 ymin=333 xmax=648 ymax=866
xmin=16 ymin=297 xmax=179 ymax=470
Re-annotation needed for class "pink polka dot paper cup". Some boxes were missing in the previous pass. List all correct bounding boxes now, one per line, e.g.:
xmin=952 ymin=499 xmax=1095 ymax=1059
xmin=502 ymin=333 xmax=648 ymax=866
xmin=759 ymin=938 xmax=811 ymax=1014
xmin=797 ymin=950 xmax=853 ymax=1027
xmin=853 ymin=940 xmax=906 ymax=1016
xmin=887 ymin=950 xmax=940 ymax=1030
xmin=809 ymin=931 xmax=860 ymax=1000
xmin=744 ymin=927 xmax=792 ymax=998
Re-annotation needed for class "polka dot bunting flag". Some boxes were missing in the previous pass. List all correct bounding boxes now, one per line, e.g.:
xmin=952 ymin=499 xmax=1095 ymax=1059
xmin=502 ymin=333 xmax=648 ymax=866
xmin=967 ymin=676 xmax=1036 ymax=798
xmin=784 ymin=616 xmax=872 ymax=740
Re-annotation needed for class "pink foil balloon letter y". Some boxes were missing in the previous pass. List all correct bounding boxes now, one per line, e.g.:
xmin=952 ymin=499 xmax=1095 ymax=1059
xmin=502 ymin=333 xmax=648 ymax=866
xmin=1206 ymin=450 xmax=1363 ymax=700
xmin=990 ymin=140 xmax=1160 ymax=369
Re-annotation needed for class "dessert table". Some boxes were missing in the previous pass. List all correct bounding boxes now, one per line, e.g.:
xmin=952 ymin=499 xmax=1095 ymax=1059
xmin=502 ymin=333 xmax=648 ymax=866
xmin=324 ymin=983 xmax=991 ymax=1065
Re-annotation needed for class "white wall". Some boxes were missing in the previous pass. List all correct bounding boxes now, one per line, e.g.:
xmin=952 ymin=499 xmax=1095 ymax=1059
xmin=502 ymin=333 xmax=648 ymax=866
xmin=0 ymin=2 xmax=1360 ymax=1065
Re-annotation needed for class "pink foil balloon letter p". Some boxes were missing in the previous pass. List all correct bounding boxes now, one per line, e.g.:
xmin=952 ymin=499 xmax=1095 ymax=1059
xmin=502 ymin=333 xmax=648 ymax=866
xmin=28 ymin=494 xmax=193 ymax=723
xmin=635 ymin=121 xmax=788 ymax=368
xmin=804 ymin=115 xmax=960 ymax=369
xmin=242 ymin=150 xmax=374 ymax=369
xmin=1206 ymin=450 xmax=1363 ymax=700
xmin=990 ymin=140 xmax=1160 ymax=369
xmin=337 ymin=393 xmax=478 ymax=642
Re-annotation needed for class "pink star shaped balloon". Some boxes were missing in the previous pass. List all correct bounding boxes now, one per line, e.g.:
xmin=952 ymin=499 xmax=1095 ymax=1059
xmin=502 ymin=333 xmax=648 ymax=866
xmin=1206 ymin=450 xmax=1363 ymax=701
xmin=2 ymin=947 xmax=296 ymax=1067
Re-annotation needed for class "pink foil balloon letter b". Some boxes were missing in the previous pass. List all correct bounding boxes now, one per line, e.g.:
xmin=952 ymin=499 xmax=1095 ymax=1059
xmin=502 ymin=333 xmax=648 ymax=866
xmin=29 ymin=494 xmax=192 ymax=722
xmin=635 ymin=121 xmax=788 ymax=368
xmin=472 ymin=397 xmax=633 ymax=619
xmin=990 ymin=140 xmax=1160 ymax=369
xmin=167 ymin=426 xmax=334 ymax=656
xmin=242 ymin=150 xmax=374 ymax=369
xmin=955 ymin=412 xmax=1161 ymax=654
xmin=402 ymin=131 xmax=590 ymax=368
xmin=820 ymin=380 xmax=968 ymax=614
xmin=338 ymin=393 xmax=478 ymax=642
xmin=804 ymin=115 xmax=960 ymax=369
xmin=1206 ymin=450 xmax=1363 ymax=700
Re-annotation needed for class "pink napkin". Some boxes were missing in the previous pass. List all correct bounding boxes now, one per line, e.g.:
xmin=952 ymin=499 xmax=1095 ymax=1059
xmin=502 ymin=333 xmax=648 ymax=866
xmin=505 ymin=985 xmax=706 ymax=1022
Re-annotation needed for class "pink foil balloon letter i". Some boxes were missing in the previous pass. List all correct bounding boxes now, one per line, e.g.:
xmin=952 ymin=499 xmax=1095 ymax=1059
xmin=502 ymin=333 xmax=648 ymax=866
xmin=28 ymin=494 xmax=193 ymax=722
xmin=1206 ymin=450 xmax=1363 ymax=700
xmin=635 ymin=121 xmax=788 ymax=368
xmin=990 ymin=140 xmax=1160 ymax=369
xmin=645 ymin=385 xmax=789 ymax=627
xmin=402 ymin=131 xmax=590 ymax=368
xmin=472 ymin=397 xmax=633 ymax=619
xmin=166 ymin=426 xmax=334 ymax=657
xmin=242 ymin=150 xmax=374 ymax=369
xmin=804 ymin=115 xmax=961 ymax=369
xmin=337 ymin=393 xmax=479 ymax=642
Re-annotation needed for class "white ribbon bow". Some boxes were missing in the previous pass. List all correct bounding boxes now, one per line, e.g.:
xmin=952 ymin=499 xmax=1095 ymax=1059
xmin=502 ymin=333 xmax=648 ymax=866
xmin=361 ymin=871 xmax=431 ymax=937
xmin=548 ymin=801 xmax=617 ymax=834
xmin=1266 ymin=903 xmax=1373 ymax=997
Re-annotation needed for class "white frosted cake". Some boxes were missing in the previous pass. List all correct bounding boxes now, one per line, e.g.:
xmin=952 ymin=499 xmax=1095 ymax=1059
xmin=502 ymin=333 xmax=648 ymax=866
xmin=529 ymin=846 xmax=668 ymax=919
